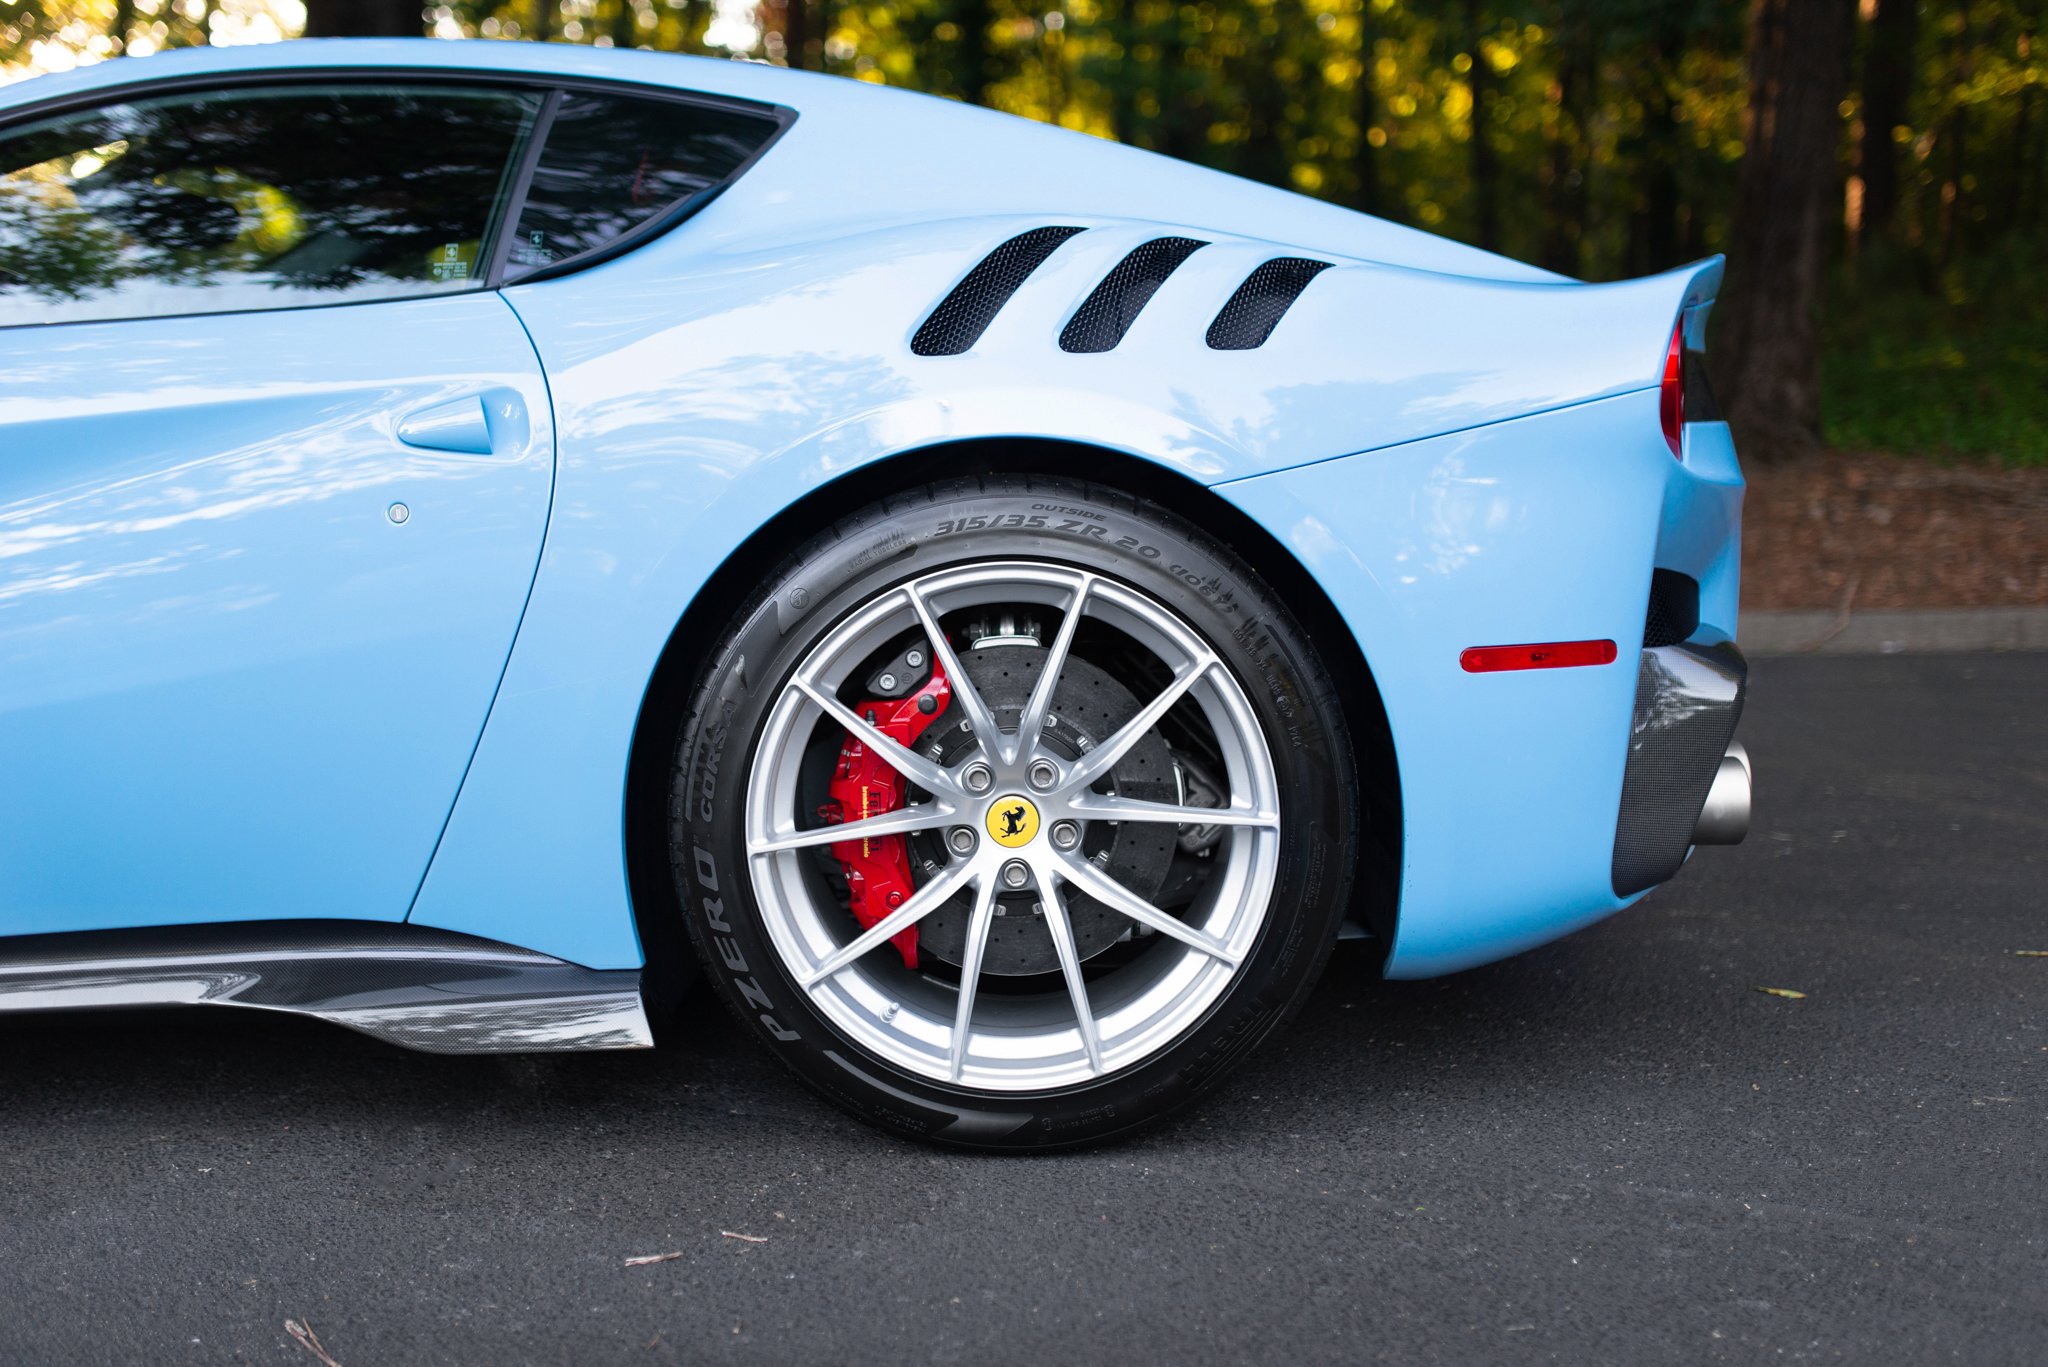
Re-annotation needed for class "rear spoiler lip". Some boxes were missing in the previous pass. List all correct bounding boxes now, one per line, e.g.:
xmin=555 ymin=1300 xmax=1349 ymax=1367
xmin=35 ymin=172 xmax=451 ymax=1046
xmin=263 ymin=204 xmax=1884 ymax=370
xmin=1668 ymin=256 xmax=1725 ymax=353
xmin=1521 ymin=254 xmax=1724 ymax=387
xmin=1672 ymin=255 xmax=1725 ymax=310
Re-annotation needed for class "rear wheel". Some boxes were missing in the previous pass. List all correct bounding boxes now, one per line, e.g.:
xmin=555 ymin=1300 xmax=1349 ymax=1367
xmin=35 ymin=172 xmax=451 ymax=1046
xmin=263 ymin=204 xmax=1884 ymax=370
xmin=670 ymin=478 xmax=1355 ymax=1149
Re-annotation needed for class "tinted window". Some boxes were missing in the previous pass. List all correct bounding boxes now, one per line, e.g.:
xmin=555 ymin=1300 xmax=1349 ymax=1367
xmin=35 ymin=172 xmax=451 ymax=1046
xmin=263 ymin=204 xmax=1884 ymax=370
xmin=505 ymin=93 xmax=777 ymax=275
xmin=0 ymin=85 xmax=539 ymax=327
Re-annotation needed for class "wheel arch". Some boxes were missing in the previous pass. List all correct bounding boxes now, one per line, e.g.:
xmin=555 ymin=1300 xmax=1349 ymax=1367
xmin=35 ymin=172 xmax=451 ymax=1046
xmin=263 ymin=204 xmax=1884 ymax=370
xmin=623 ymin=438 xmax=1402 ymax=1013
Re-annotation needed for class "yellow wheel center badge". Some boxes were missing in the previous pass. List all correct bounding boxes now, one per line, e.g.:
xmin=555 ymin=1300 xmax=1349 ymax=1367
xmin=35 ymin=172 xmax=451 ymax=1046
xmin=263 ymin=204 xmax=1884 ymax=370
xmin=986 ymin=795 xmax=1041 ymax=848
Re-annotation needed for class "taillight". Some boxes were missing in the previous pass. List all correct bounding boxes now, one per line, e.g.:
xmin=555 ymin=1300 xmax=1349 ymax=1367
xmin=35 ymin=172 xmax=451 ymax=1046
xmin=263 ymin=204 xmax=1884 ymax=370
xmin=1659 ymin=321 xmax=1685 ymax=459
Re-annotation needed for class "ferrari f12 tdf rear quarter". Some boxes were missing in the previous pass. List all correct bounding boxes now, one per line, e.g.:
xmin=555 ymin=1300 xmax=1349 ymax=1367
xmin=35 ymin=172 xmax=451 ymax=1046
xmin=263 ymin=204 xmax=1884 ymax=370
xmin=0 ymin=40 xmax=1747 ymax=1148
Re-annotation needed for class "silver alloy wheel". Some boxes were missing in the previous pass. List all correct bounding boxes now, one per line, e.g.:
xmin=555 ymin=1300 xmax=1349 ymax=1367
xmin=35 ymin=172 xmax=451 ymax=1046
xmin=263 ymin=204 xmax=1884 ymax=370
xmin=744 ymin=561 xmax=1281 ymax=1092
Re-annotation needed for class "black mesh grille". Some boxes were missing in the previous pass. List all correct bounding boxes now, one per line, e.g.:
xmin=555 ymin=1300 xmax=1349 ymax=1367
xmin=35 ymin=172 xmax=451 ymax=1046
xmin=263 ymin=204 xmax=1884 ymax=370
xmin=1058 ymin=236 xmax=1209 ymax=354
xmin=911 ymin=226 xmax=1086 ymax=357
xmin=1643 ymin=569 xmax=1701 ymax=648
xmin=1611 ymin=642 xmax=1747 ymax=896
xmin=1205 ymin=257 xmax=1333 ymax=350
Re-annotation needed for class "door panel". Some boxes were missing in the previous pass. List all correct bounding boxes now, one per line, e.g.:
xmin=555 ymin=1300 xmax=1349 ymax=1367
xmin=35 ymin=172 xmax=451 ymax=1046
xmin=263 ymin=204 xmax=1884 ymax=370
xmin=0 ymin=293 xmax=553 ymax=936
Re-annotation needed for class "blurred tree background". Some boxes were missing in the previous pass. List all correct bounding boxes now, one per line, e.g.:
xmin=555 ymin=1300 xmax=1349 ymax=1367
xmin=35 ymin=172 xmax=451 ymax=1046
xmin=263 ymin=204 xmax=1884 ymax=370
xmin=3 ymin=0 xmax=2044 ymax=463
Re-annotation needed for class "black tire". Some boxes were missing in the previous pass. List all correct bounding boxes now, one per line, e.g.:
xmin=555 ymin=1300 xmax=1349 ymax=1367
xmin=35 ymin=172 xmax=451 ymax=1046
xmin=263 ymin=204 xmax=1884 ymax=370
xmin=668 ymin=476 xmax=1356 ymax=1150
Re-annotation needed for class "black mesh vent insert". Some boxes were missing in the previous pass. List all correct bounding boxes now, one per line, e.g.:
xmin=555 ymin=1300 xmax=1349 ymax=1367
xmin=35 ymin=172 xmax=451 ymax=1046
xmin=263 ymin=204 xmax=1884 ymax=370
xmin=1059 ymin=236 xmax=1209 ymax=354
xmin=1206 ymin=257 xmax=1333 ymax=350
xmin=911 ymin=226 xmax=1086 ymax=357
xmin=1644 ymin=569 xmax=1701 ymax=648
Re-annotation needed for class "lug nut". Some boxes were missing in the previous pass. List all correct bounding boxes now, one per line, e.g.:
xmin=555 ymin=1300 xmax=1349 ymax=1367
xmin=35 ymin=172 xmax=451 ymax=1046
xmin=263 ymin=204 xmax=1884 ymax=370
xmin=1000 ymin=859 xmax=1031 ymax=890
xmin=963 ymin=762 xmax=995 ymax=794
xmin=947 ymin=826 xmax=976 ymax=856
xmin=1049 ymin=820 xmax=1080 ymax=851
xmin=1027 ymin=759 xmax=1059 ymax=791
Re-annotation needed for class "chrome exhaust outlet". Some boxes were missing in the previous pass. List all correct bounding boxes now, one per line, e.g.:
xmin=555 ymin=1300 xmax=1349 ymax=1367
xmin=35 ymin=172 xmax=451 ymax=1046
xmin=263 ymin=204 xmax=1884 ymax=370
xmin=1692 ymin=742 xmax=1750 ymax=846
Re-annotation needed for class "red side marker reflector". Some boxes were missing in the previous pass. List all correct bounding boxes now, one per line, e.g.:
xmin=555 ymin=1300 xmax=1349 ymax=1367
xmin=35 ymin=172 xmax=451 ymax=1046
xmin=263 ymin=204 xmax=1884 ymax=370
xmin=1460 ymin=639 xmax=1619 ymax=673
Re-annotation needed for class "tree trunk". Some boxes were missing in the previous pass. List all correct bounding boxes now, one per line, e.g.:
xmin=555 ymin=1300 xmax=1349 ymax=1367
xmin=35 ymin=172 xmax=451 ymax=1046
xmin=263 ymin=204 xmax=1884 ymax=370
xmin=816 ymin=0 xmax=838 ymax=70
xmin=1713 ymin=0 xmax=1855 ymax=462
xmin=1105 ymin=0 xmax=1139 ymax=144
xmin=1041 ymin=19 xmax=1069 ymax=129
xmin=1158 ymin=8 xmax=1203 ymax=163
xmin=299 ymin=0 xmax=422 ymax=37
xmin=1239 ymin=14 xmax=1289 ymax=188
xmin=1540 ymin=4 xmax=1594 ymax=276
xmin=1642 ymin=11 xmax=1684 ymax=271
xmin=1353 ymin=9 xmax=1381 ymax=216
xmin=953 ymin=0 xmax=994 ymax=107
xmin=532 ymin=0 xmax=552 ymax=43
xmin=1466 ymin=0 xmax=1498 ymax=252
xmin=781 ymin=0 xmax=810 ymax=69
xmin=1856 ymin=0 xmax=1918 ymax=245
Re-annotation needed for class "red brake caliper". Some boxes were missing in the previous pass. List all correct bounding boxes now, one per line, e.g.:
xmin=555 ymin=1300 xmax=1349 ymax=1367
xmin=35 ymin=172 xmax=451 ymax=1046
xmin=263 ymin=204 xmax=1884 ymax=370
xmin=819 ymin=661 xmax=952 ymax=969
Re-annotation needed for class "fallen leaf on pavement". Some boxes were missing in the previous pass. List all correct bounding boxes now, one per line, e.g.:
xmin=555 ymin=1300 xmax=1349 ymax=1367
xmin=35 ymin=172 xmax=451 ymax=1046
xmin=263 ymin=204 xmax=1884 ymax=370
xmin=285 ymin=1318 xmax=343 ymax=1367
xmin=1753 ymin=986 xmax=1807 ymax=999
xmin=721 ymin=1230 xmax=769 ymax=1244
xmin=624 ymin=1252 xmax=685 ymax=1267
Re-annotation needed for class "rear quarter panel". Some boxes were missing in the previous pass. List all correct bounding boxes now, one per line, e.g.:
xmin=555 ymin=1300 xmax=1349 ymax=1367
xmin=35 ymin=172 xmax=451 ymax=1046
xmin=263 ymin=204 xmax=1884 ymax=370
xmin=1221 ymin=391 xmax=1742 ymax=976
xmin=407 ymin=193 xmax=1721 ymax=970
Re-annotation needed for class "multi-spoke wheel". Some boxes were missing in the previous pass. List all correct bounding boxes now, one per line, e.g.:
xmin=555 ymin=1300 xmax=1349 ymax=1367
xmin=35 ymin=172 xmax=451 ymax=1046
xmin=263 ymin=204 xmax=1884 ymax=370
xmin=671 ymin=478 xmax=1357 ymax=1149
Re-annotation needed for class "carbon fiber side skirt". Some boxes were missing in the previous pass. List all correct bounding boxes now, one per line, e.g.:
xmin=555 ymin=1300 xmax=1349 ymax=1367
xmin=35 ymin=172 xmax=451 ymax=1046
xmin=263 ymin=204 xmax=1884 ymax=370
xmin=0 ymin=921 xmax=652 ymax=1054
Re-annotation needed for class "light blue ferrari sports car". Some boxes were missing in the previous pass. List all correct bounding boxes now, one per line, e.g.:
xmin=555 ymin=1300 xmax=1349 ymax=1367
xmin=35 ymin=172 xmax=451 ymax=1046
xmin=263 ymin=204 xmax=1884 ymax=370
xmin=0 ymin=39 xmax=1750 ymax=1148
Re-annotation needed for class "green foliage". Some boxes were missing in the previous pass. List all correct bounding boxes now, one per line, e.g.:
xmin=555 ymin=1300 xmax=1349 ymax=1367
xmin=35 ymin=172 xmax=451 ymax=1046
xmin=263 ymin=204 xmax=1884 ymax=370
xmin=0 ymin=178 xmax=130 ymax=297
xmin=6 ymin=0 xmax=2047 ymax=462
xmin=1825 ymin=235 xmax=2048 ymax=466
xmin=3 ymin=0 xmax=271 ymax=70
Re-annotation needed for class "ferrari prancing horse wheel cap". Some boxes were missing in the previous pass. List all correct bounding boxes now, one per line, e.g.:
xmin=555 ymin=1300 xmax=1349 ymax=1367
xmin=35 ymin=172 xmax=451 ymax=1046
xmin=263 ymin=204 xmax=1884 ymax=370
xmin=985 ymin=794 xmax=1041 ymax=848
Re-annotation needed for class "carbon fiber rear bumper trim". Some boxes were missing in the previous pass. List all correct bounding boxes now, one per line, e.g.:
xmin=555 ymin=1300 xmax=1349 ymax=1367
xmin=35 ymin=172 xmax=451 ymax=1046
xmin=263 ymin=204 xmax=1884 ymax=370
xmin=1611 ymin=641 xmax=1748 ymax=896
xmin=0 ymin=921 xmax=651 ymax=1054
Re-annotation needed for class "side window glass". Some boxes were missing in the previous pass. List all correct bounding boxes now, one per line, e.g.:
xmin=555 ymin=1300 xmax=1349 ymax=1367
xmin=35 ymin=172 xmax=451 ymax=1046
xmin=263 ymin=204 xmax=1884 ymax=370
xmin=0 ymin=85 xmax=540 ymax=328
xmin=505 ymin=93 xmax=778 ymax=275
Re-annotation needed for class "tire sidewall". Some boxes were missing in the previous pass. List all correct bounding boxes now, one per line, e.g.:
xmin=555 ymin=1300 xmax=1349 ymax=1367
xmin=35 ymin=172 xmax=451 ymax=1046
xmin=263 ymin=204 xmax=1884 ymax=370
xmin=673 ymin=480 xmax=1353 ymax=1149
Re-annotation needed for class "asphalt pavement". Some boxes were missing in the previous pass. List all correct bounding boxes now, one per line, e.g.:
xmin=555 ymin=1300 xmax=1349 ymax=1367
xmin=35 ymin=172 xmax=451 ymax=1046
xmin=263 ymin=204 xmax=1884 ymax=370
xmin=2 ymin=651 xmax=2043 ymax=1366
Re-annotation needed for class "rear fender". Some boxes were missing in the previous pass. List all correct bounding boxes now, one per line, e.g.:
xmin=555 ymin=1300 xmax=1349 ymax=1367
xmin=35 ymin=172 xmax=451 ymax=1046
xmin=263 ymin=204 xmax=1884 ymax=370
xmin=1217 ymin=389 xmax=1704 ymax=977
xmin=407 ymin=216 xmax=1725 ymax=970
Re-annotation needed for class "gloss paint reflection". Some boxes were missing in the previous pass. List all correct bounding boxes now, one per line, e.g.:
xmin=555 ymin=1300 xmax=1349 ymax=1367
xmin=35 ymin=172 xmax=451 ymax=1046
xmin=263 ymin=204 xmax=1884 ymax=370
xmin=0 ymin=293 xmax=553 ymax=939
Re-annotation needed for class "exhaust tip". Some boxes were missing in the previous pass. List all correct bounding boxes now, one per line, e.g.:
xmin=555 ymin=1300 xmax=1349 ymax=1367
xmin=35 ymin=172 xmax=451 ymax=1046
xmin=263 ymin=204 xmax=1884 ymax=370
xmin=1693 ymin=741 xmax=1750 ymax=846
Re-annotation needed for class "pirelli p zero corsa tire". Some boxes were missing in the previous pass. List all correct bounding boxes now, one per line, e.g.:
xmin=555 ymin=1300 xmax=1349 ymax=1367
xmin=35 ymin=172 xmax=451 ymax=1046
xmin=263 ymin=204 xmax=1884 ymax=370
xmin=669 ymin=477 xmax=1357 ymax=1150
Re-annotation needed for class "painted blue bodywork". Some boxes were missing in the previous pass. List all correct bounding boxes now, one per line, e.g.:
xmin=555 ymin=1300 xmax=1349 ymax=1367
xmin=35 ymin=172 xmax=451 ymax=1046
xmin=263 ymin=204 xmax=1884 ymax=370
xmin=0 ymin=41 xmax=1741 ymax=980
xmin=0 ymin=294 xmax=553 ymax=938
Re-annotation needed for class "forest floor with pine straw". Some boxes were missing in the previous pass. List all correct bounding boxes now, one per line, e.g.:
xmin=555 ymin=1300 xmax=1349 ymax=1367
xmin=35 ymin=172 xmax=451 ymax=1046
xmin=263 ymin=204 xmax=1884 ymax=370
xmin=1743 ymin=450 xmax=2048 ymax=609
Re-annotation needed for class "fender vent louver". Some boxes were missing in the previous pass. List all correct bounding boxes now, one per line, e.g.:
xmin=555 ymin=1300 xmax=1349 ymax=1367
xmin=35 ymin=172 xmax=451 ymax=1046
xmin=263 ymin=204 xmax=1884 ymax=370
xmin=912 ymin=226 xmax=1087 ymax=356
xmin=1206 ymin=257 xmax=1333 ymax=350
xmin=1059 ymin=237 xmax=1209 ymax=354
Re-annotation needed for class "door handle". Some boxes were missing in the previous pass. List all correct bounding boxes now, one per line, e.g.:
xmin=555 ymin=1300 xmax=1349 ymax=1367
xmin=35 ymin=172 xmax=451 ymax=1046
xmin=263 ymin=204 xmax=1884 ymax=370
xmin=397 ymin=395 xmax=493 ymax=454
xmin=397 ymin=390 xmax=529 ymax=456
